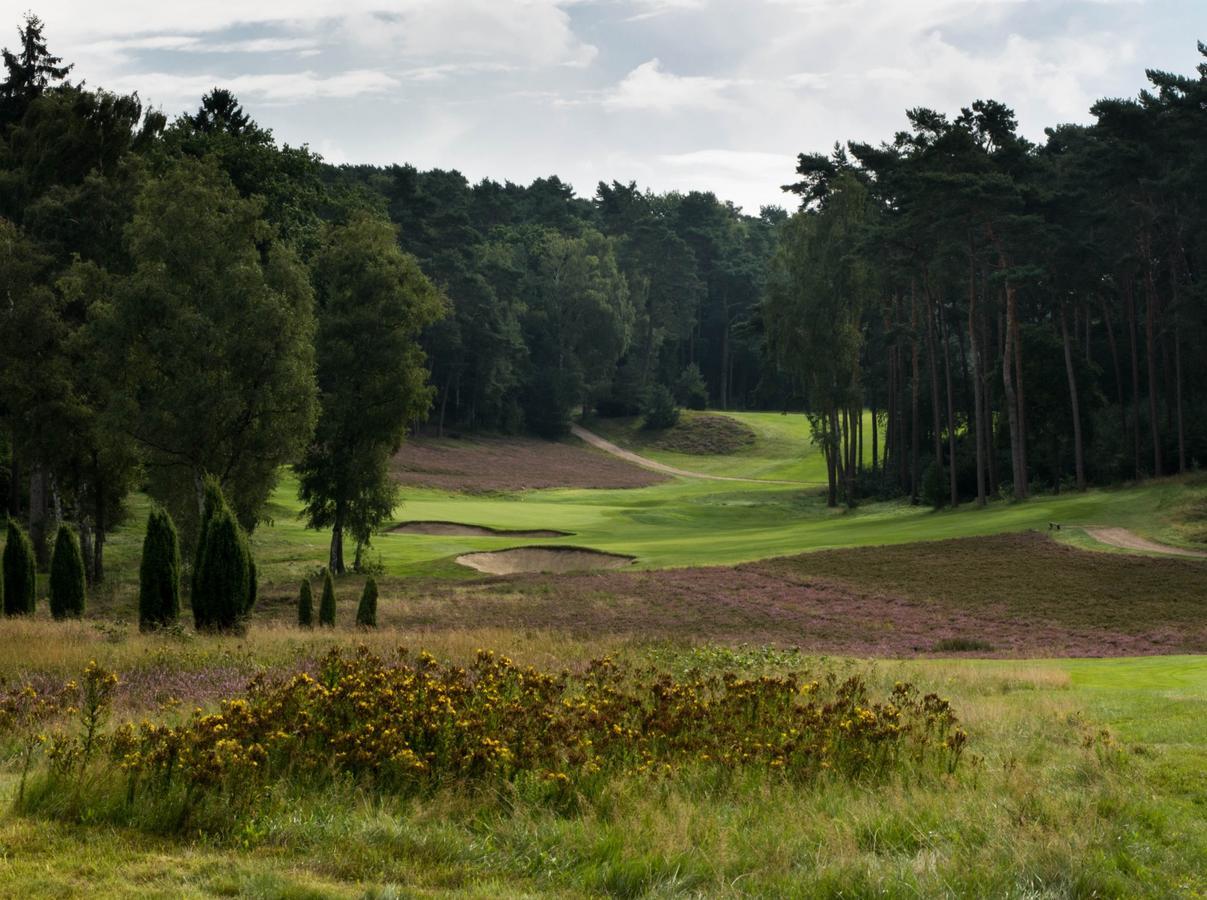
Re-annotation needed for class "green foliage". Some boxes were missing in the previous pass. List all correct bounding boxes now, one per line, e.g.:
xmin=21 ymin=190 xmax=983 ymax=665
xmin=674 ymin=364 xmax=709 ymax=410
xmin=296 ymin=214 xmax=445 ymax=574
xmin=191 ymin=484 xmax=251 ymax=632
xmin=48 ymin=524 xmax=85 ymax=619
xmin=640 ymin=383 xmax=680 ymax=431
xmin=138 ymin=508 xmax=181 ymax=631
xmin=297 ymin=580 xmax=313 ymax=628
xmin=2 ymin=520 xmax=36 ymax=616
xmin=356 ymin=578 xmax=378 ymax=628
xmin=190 ymin=477 xmax=226 ymax=600
xmin=105 ymin=157 xmax=317 ymax=538
xmin=319 ymin=569 xmax=336 ymax=627
xmin=921 ymin=460 xmax=946 ymax=510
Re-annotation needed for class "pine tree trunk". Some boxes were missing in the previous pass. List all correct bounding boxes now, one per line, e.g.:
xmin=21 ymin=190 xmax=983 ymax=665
xmin=29 ymin=465 xmax=49 ymax=569
xmin=939 ymin=301 xmax=959 ymax=507
xmin=1000 ymin=285 xmax=1025 ymax=498
xmin=1125 ymin=280 xmax=1143 ymax=478
xmin=329 ymin=507 xmax=346 ymax=575
xmin=910 ymin=297 xmax=921 ymax=504
xmin=1060 ymin=305 xmax=1086 ymax=491
xmin=968 ymin=257 xmax=987 ymax=506
xmin=1010 ymin=299 xmax=1029 ymax=498
xmin=1141 ymin=237 xmax=1163 ymax=477
xmin=1101 ymin=297 xmax=1128 ymax=442
xmin=1174 ymin=318 xmax=1186 ymax=474
xmin=924 ymin=287 xmax=944 ymax=500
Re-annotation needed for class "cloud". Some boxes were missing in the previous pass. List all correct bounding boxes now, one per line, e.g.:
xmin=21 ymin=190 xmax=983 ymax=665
xmin=603 ymin=59 xmax=739 ymax=110
xmin=103 ymin=69 xmax=401 ymax=110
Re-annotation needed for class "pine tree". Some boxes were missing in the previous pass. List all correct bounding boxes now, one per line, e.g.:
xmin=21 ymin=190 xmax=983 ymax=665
xmin=319 ymin=569 xmax=336 ymax=627
xmin=0 ymin=14 xmax=73 ymax=126
xmin=138 ymin=508 xmax=181 ymax=631
xmin=356 ymin=577 xmax=378 ymax=628
xmin=3 ymin=520 xmax=36 ymax=616
xmin=192 ymin=484 xmax=251 ymax=631
xmin=48 ymin=524 xmax=85 ymax=619
xmin=298 ymin=580 xmax=314 ymax=628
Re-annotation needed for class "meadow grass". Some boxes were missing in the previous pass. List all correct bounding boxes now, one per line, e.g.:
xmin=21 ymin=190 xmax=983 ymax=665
xmin=0 ymin=629 xmax=1203 ymax=898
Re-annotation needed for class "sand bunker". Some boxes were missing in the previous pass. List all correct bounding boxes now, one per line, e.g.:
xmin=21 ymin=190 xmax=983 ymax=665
xmin=456 ymin=546 xmax=636 ymax=575
xmin=392 ymin=520 xmax=571 ymax=538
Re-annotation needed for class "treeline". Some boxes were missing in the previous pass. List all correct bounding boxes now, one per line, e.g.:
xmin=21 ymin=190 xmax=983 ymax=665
xmin=768 ymin=44 xmax=1207 ymax=507
xmin=0 ymin=16 xmax=442 ymax=577
xmin=326 ymin=162 xmax=783 ymax=437
xmin=0 ymin=14 xmax=780 ymax=583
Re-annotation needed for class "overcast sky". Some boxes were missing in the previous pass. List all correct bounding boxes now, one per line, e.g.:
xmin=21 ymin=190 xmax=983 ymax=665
xmin=19 ymin=1 xmax=1206 ymax=213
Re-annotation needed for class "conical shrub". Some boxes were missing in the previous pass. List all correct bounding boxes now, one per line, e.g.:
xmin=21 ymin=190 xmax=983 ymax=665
xmin=191 ymin=476 xmax=227 ymax=601
xmin=139 ymin=508 xmax=181 ymax=631
xmin=49 ymin=524 xmax=86 ymax=620
xmin=3 ymin=520 xmax=36 ymax=616
xmin=356 ymin=577 xmax=378 ymax=628
xmin=319 ymin=568 xmax=336 ymax=627
xmin=192 ymin=486 xmax=251 ymax=632
xmin=298 ymin=579 xmax=314 ymax=628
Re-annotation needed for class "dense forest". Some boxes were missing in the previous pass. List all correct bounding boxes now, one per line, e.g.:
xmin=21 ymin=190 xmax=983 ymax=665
xmin=771 ymin=44 xmax=1207 ymax=507
xmin=1 ymin=12 xmax=1204 ymax=580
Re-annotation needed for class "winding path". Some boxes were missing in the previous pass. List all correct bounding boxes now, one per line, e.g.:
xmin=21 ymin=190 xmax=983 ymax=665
xmin=1084 ymin=527 xmax=1207 ymax=559
xmin=571 ymin=424 xmax=817 ymax=486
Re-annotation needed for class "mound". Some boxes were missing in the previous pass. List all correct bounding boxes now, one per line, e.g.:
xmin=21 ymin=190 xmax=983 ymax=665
xmin=653 ymin=415 xmax=757 ymax=455
xmin=392 ymin=521 xmax=570 ymax=538
xmin=456 ymin=546 xmax=636 ymax=575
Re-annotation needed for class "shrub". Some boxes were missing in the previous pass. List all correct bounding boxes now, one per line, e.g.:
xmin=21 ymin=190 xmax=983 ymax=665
xmin=91 ymin=649 xmax=968 ymax=825
xmin=674 ymin=363 xmax=709 ymax=410
xmin=356 ymin=577 xmax=378 ymax=628
xmin=139 ymin=508 xmax=181 ymax=631
xmin=319 ymin=569 xmax=336 ymax=627
xmin=298 ymin=580 xmax=314 ymax=628
xmin=190 ymin=477 xmax=227 ymax=601
xmin=48 ymin=525 xmax=86 ymax=620
xmin=640 ymin=383 xmax=680 ymax=431
xmin=933 ymin=638 xmax=995 ymax=653
xmin=192 ymin=493 xmax=251 ymax=632
xmin=921 ymin=459 xmax=945 ymax=509
xmin=3 ymin=520 xmax=36 ymax=616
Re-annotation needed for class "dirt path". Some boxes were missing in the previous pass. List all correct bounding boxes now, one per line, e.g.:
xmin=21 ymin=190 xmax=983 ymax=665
xmin=571 ymin=424 xmax=815 ymax=486
xmin=1085 ymin=527 xmax=1207 ymax=559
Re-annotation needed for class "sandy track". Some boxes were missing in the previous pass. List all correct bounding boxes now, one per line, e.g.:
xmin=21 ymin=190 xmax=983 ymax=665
xmin=571 ymin=424 xmax=814 ymax=486
xmin=1085 ymin=527 xmax=1207 ymax=559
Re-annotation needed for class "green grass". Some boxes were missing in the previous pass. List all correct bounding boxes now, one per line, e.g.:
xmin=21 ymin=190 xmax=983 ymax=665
xmin=1 ymin=643 xmax=1203 ymax=897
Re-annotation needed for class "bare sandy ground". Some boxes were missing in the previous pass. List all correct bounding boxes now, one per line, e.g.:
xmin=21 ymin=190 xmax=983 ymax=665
xmin=570 ymin=425 xmax=810 ymax=485
xmin=456 ymin=546 xmax=636 ymax=575
xmin=1085 ymin=527 xmax=1207 ymax=559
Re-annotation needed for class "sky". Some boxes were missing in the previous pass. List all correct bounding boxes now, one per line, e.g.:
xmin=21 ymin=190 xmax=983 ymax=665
xmin=17 ymin=0 xmax=1207 ymax=213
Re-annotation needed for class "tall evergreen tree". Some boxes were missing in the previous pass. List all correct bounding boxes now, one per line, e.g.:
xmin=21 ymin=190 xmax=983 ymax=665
xmin=0 ymin=14 xmax=72 ymax=127
xmin=319 ymin=569 xmax=336 ymax=627
xmin=191 ymin=484 xmax=251 ymax=631
xmin=48 ymin=524 xmax=85 ymax=619
xmin=2 ymin=520 xmax=36 ymax=615
xmin=298 ymin=579 xmax=314 ymax=628
xmin=356 ymin=577 xmax=378 ymax=628
xmin=138 ymin=508 xmax=181 ymax=631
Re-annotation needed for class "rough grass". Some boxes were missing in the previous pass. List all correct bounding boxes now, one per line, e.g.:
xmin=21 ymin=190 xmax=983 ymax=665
xmin=649 ymin=414 xmax=757 ymax=455
xmin=1 ymin=638 xmax=1204 ymax=898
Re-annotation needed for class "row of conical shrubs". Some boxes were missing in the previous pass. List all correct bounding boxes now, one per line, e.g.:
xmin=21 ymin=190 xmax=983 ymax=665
xmin=135 ymin=478 xmax=257 ymax=631
xmin=297 ymin=570 xmax=377 ymax=628
xmin=3 ymin=520 xmax=86 ymax=619
xmin=5 ymin=478 xmax=382 ymax=631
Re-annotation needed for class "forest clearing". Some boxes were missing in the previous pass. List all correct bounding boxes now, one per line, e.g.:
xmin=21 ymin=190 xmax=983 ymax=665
xmin=2 ymin=7 xmax=1205 ymax=897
